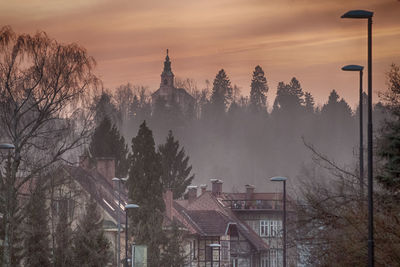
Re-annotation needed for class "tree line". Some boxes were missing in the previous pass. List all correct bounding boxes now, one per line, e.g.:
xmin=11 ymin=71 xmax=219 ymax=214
xmin=1 ymin=25 xmax=398 ymax=267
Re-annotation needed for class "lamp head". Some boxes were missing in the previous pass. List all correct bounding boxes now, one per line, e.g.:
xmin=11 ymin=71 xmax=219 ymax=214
xmin=342 ymin=65 xmax=364 ymax=72
xmin=270 ymin=176 xmax=287 ymax=182
xmin=341 ymin=10 xmax=373 ymax=19
xmin=125 ymin=204 xmax=139 ymax=209
xmin=0 ymin=143 xmax=15 ymax=150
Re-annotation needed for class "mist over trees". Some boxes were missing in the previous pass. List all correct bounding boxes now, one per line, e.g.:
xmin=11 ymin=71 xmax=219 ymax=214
xmin=97 ymin=68 xmax=387 ymax=192
xmin=292 ymin=63 xmax=400 ymax=266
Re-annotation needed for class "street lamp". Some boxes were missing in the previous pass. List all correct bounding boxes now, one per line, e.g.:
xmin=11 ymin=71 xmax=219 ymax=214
xmin=270 ymin=176 xmax=287 ymax=267
xmin=342 ymin=64 xmax=364 ymax=196
xmin=341 ymin=9 xmax=374 ymax=267
xmin=209 ymin=243 xmax=221 ymax=267
xmin=125 ymin=203 xmax=139 ymax=267
xmin=0 ymin=144 xmax=15 ymax=150
xmin=112 ymin=177 xmax=127 ymax=267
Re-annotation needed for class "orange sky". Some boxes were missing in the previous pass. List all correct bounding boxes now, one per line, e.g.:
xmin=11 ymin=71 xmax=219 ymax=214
xmin=1 ymin=0 xmax=400 ymax=108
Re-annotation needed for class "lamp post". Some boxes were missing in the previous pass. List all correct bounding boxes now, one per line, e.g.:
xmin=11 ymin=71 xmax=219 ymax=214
xmin=270 ymin=176 xmax=287 ymax=267
xmin=209 ymin=243 xmax=221 ymax=267
xmin=341 ymin=10 xmax=374 ymax=267
xmin=341 ymin=64 xmax=364 ymax=196
xmin=125 ymin=204 xmax=139 ymax=267
xmin=112 ymin=177 xmax=122 ymax=267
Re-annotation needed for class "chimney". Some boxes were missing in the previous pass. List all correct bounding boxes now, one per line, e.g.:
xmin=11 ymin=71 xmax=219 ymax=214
xmin=211 ymin=179 xmax=223 ymax=196
xmin=163 ymin=190 xmax=173 ymax=219
xmin=245 ymin=184 xmax=255 ymax=199
xmin=96 ymin=157 xmax=115 ymax=184
xmin=79 ymin=155 xmax=90 ymax=169
xmin=200 ymin=184 xmax=207 ymax=195
xmin=187 ymin=186 xmax=198 ymax=203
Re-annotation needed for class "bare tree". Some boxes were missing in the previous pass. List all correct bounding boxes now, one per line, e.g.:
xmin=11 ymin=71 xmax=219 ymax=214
xmin=0 ymin=26 xmax=97 ymax=266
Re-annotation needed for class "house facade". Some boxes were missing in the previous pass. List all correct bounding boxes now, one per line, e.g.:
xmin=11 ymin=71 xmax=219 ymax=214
xmin=49 ymin=156 xmax=128 ymax=266
xmin=164 ymin=180 xmax=296 ymax=267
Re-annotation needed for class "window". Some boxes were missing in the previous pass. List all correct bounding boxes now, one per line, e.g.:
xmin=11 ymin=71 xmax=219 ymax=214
xmin=261 ymin=255 xmax=268 ymax=267
xmin=221 ymin=240 xmax=229 ymax=261
xmin=52 ymin=198 xmax=75 ymax=221
xmin=231 ymin=258 xmax=238 ymax=267
xmin=260 ymin=220 xmax=267 ymax=236
xmin=269 ymin=249 xmax=283 ymax=267
xmin=260 ymin=220 xmax=282 ymax=237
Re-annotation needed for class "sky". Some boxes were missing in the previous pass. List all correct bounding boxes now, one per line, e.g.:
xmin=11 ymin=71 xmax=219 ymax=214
xmin=1 ymin=0 xmax=400 ymax=108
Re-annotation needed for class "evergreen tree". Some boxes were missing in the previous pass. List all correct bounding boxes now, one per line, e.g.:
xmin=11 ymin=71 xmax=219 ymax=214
xmin=54 ymin=199 xmax=74 ymax=267
xmin=249 ymin=65 xmax=268 ymax=113
xmin=321 ymin=90 xmax=352 ymax=119
xmin=209 ymin=69 xmax=232 ymax=116
xmin=127 ymin=121 xmax=165 ymax=267
xmin=89 ymin=116 xmax=130 ymax=177
xmin=377 ymin=64 xmax=400 ymax=191
xmin=93 ymin=92 xmax=120 ymax=125
xmin=158 ymin=131 xmax=194 ymax=199
xmin=161 ymin=221 xmax=186 ymax=267
xmin=272 ymin=77 xmax=304 ymax=113
xmin=304 ymin=92 xmax=315 ymax=113
xmin=23 ymin=179 xmax=51 ymax=267
xmin=72 ymin=198 xmax=111 ymax=267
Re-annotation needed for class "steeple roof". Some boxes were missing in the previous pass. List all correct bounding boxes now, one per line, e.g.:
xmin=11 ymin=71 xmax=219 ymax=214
xmin=163 ymin=48 xmax=172 ymax=74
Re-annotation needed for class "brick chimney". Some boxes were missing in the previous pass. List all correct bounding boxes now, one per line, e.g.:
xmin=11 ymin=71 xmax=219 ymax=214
xmin=187 ymin=186 xmax=198 ymax=203
xmin=79 ymin=155 xmax=90 ymax=169
xmin=211 ymin=179 xmax=223 ymax=196
xmin=96 ymin=157 xmax=115 ymax=184
xmin=163 ymin=190 xmax=173 ymax=219
xmin=200 ymin=184 xmax=207 ymax=195
xmin=245 ymin=184 xmax=255 ymax=199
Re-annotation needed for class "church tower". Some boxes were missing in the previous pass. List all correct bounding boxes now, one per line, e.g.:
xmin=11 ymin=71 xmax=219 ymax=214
xmin=160 ymin=49 xmax=174 ymax=88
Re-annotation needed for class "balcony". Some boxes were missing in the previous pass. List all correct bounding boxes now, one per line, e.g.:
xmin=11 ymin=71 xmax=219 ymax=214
xmin=223 ymin=199 xmax=283 ymax=211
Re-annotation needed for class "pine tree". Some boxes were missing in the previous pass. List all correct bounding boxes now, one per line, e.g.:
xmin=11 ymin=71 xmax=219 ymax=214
xmin=158 ymin=130 xmax=194 ymax=199
xmin=93 ymin=92 xmax=120 ymax=125
xmin=209 ymin=69 xmax=232 ymax=116
xmin=23 ymin=179 xmax=51 ymax=267
xmin=161 ymin=221 xmax=186 ymax=267
xmin=304 ymin=92 xmax=315 ymax=113
xmin=54 ymin=199 xmax=74 ymax=267
xmin=377 ymin=64 xmax=400 ymax=191
xmin=72 ymin=197 xmax=111 ymax=267
xmin=89 ymin=116 xmax=130 ymax=177
xmin=127 ymin=121 xmax=165 ymax=267
xmin=272 ymin=77 xmax=304 ymax=114
xmin=249 ymin=65 xmax=268 ymax=113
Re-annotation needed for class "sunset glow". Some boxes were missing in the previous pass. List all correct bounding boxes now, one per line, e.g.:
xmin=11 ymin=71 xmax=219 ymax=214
xmin=2 ymin=0 xmax=399 ymax=107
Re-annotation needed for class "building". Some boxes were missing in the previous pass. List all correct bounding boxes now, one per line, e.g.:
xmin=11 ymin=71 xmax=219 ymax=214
xmin=164 ymin=180 xmax=295 ymax=267
xmin=49 ymin=156 xmax=128 ymax=266
xmin=151 ymin=50 xmax=195 ymax=114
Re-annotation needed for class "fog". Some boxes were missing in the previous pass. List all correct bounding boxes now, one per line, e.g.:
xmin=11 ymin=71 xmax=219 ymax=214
xmin=98 ymin=73 xmax=387 ymax=194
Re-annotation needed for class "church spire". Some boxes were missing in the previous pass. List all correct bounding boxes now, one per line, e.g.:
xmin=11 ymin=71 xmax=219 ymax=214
xmin=161 ymin=49 xmax=174 ymax=87
xmin=164 ymin=49 xmax=171 ymax=73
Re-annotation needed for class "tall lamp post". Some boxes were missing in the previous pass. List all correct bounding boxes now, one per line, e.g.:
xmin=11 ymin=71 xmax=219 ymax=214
xmin=209 ymin=243 xmax=221 ymax=267
xmin=125 ymin=204 xmax=139 ymax=267
xmin=112 ymin=177 xmax=128 ymax=267
xmin=341 ymin=64 xmax=364 ymax=196
xmin=270 ymin=177 xmax=287 ymax=267
xmin=341 ymin=9 xmax=374 ymax=267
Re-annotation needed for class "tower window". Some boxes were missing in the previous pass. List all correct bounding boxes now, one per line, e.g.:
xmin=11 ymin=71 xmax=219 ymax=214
xmin=164 ymin=79 xmax=168 ymax=85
